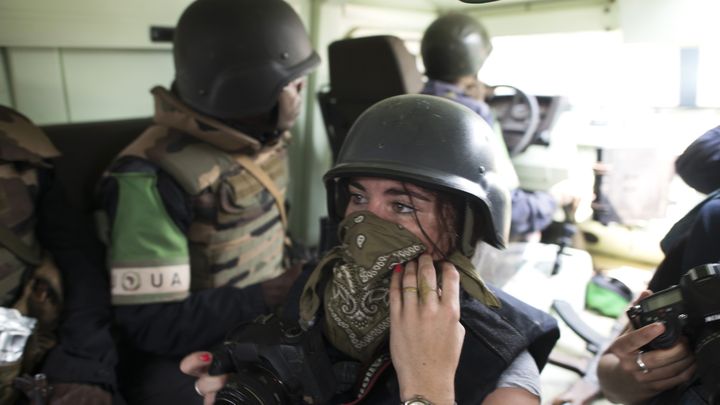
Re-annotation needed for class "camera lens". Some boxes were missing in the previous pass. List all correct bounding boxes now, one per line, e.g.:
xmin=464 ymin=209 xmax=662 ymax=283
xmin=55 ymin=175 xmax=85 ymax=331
xmin=214 ymin=366 xmax=289 ymax=405
xmin=694 ymin=324 xmax=720 ymax=404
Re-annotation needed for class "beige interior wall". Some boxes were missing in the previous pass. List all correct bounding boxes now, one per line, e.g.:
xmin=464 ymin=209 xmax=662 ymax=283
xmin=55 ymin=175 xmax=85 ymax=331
xmin=0 ymin=0 xmax=630 ymax=246
xmin=0 ymin=0 xmax=185 ymax=124
xmin=0 ymin=50 xmax=13 ymax=106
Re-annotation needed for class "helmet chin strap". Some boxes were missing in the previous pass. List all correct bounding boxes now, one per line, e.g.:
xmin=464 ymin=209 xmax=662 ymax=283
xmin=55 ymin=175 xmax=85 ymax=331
xmin=460 ymin=203 xmax=477 ymax=258
xmin=221 ymin=78 xmax=303 ymax=144
xmin=276 ymin=78 xmax=304 ymax=132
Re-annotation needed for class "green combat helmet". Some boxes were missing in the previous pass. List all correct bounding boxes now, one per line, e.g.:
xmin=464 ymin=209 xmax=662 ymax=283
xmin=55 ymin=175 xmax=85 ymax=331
xmin=421 ymin=13 xmax=493 ymax=83
xmin=173 ymin=0 xmax=321 ymax=120
xmin=324 ymin=94 xmax=510 ymax=255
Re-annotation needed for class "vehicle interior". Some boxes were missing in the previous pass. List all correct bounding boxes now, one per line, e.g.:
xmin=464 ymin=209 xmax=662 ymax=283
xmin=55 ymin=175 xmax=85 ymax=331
xmin=2 ymin=0 xmax=719 ymax=403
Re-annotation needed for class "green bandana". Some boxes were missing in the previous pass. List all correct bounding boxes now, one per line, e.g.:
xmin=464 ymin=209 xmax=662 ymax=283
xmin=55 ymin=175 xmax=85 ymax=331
xmin=324 ymin=211 xmax=426 ymax=361
xmin=445 ymin=250 xmax=501 ymax=309
xmin=299 ymin=211 xmax=500 ymax=362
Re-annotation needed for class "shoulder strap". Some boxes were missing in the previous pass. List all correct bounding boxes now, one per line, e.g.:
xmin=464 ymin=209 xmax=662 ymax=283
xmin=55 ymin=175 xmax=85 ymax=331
xmin=0 ymin=223 xmax=41 ymax=266
xmin=234 ymin=155 xmax=287 ymax=230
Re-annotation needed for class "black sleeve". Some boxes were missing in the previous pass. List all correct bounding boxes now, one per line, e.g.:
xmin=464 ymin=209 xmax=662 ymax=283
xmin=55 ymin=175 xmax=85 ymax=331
xmin=649 ymin=198 xmax=720 ymax=292
xmin=681 ymin=198 xmax=720 ymax=271
xmin=114 ymin=284 xmax=268 ymax=356
xmin=36 ymin=172 xmax=120 ymax=392
xmin=101 ymin=158 xmax=270 ymax=356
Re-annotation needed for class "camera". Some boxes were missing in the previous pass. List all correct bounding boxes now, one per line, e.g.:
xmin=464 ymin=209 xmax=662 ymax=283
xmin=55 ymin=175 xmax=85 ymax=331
xmin=209 ymin=313 xmax=337 ymax=405
xmin=627 ymin=263 xmax=720 ymax=350
xmin=626 ymin=283 xmax=687 ymax=350
xmin=627 ymin=263 xmax=720 ymax=402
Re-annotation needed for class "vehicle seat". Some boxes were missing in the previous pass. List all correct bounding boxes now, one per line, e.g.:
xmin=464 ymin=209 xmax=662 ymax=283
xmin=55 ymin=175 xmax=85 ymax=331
xmin=317 ymin=35 xmax=423 ymax=161
xmin=42 ymin=117 xmax=151 ymax=213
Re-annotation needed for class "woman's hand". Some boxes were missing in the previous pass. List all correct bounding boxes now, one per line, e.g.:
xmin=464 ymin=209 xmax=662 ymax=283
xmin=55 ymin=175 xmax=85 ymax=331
xmin=390 ymin=253 xmax=464 ymax=405
xmin=597 ymin=290 xmax=696 ymax=404
xmin=179 ymin=351 xmax=228 ymax=405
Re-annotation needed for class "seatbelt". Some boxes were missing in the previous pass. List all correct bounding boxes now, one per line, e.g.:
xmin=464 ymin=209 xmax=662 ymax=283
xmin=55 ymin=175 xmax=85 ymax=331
xmin=0 ymin=223 xmax=42 ymax=266
xmin=234 ymin=155 xmax=288 ymax=230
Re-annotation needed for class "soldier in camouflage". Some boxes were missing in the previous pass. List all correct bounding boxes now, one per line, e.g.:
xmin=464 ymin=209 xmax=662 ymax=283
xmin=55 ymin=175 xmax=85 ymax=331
xmin=0 ymin=105 xmax=64 ymax=404
xmin=95 ymin=0 xmax=320 ymax=403
xmin=0 ymin=105 xmax=123 ymax=404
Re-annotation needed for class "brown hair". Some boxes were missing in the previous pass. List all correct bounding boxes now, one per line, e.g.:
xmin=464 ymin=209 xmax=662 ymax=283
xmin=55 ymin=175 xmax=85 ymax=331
xmin=402 ymin=182 xmax=461 ymax=259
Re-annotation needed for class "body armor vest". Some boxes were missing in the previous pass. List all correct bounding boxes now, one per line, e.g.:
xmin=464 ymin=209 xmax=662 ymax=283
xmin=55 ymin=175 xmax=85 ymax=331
xmin=0 ymin=106 xmax=63 ymax=405
xmin=107 ymin=88 xmax=288 ymax=299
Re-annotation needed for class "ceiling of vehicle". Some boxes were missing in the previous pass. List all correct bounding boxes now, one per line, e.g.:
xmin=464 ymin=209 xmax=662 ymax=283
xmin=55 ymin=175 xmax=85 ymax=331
xmin=324 ymin=0 xmax=549 ymax=13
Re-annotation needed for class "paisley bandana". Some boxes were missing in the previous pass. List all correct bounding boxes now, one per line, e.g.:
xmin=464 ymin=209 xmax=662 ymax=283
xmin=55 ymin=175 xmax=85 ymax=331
xmin=299 ymin=210 xmax=500 ymax=362
xmin=323 ymin=211 xmax=425 ymax=361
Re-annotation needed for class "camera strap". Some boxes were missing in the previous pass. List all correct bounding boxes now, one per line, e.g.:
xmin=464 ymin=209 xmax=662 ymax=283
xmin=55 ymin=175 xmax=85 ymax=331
xmin=341 ymin=354 xmax=392 ymax=405
xmin=651 ymin=376 xmax=710 ymax=405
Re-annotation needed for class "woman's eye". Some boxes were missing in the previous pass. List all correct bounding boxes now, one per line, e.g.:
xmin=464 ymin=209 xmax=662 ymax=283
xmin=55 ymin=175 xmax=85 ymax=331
xmin=349 ymin=193 xmax=367 ymax=204
xmin=393 ymin=202 xmax=415 ymax=214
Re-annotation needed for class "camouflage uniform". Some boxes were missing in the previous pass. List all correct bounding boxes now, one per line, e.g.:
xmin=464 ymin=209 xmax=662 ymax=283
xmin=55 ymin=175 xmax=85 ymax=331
xmin=96 ymin=87 xmax=294 ymax=367
xmin=98 ymin=0 xmax=319 ymax=401
xmin=0 ymin=105 xmax=64 ymax=404
xmin=99 ymin=87 xmax=289 ymax=307
xmin=0 ymin=106 xmax=60 ymax=304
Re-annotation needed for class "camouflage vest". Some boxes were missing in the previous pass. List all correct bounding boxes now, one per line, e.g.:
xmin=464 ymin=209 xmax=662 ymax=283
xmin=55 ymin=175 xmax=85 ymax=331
xmin=0 ymin=106 xmax=60 ymax=306
xmin=108 ymin=88 xmax=289 ymax=301
xmin=0 ymin=106 xmax=63 ymax=404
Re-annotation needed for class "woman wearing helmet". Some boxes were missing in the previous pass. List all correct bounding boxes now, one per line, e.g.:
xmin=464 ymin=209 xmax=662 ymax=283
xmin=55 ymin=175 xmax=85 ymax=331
xmin=182 ymin=95 xmax=558 ymax=404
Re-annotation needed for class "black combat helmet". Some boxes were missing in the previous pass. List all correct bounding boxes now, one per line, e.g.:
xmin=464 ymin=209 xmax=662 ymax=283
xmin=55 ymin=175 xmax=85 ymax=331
xmin=173 ymin=0 xmax=320 ymax=120
xmin=421 ymin=13 xmax=493 ymax=83
xmin=324 ymin=94 xmax=510 ymax=252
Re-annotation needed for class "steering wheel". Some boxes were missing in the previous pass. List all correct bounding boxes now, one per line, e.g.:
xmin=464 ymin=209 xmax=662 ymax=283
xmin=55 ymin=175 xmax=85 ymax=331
xmin=487 ymin=85 xmax=541 ymax=157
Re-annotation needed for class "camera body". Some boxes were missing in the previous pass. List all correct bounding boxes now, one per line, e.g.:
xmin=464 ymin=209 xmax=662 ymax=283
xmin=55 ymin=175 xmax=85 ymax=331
xmin=209 ymin=313 xmax=336 ymax=405
xmin=627 ymin=284 xmax=688 ymax=350
xmin=627 ymin=263 xmax=720 ymax=350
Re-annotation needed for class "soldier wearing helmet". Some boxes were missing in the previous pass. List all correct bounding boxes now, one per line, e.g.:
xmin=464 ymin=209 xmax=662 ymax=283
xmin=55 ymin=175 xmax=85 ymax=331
xmin=420 ymin=13 xmax=557 ymax=242
xmin=0 ymin=105 xmax=63 ymax=403
xmin=1 ymin=106 xmax=122 ymax=403
xmin=95 ymin=0 xmax=319 ymax=402
xmin=182 ymin=95 xmax=559 ymax=404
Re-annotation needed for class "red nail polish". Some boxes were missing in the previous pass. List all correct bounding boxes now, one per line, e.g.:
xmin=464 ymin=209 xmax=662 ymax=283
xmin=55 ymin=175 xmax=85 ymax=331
xmin=394 ymin=264 xmax=403 ymax=273
xmin=200 ymin=353 xmax=211 ymax=362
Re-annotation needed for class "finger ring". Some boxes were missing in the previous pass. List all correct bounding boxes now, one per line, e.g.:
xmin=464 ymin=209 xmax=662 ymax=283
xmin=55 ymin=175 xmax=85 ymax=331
xmin=636 ymin=351 xmax=650 ymax=374
xmin=194 ymin=381 xmax=205 ymax=397
xmin=402 ymin=287 xmax=418 ymax=294
xmin=419 ymin=286 xmax=438 ymax=296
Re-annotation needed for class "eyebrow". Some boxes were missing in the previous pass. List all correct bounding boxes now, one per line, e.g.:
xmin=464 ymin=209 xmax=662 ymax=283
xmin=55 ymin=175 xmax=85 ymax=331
xmin=348 ymin=181 xmax=432 ymax=202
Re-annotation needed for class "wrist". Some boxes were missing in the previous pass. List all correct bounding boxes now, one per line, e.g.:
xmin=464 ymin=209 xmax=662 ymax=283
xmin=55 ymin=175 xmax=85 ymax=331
xmin=400 ymin=394 xmax=456 ymax=405
xmin=400 ymin=390 xmax=457 ymax=405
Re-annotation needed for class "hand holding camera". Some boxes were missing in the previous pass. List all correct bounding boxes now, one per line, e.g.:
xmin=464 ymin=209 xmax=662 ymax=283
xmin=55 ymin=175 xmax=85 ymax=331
xmin=597 ymin=290 xmax=696 ymax=405
xmin=206 ymin=313 xmax=336 ymax=405
xmin=625 ymin=263 xmax=720 ymax=402
xmin=627 ymin=263 xmax=720 ymax=349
